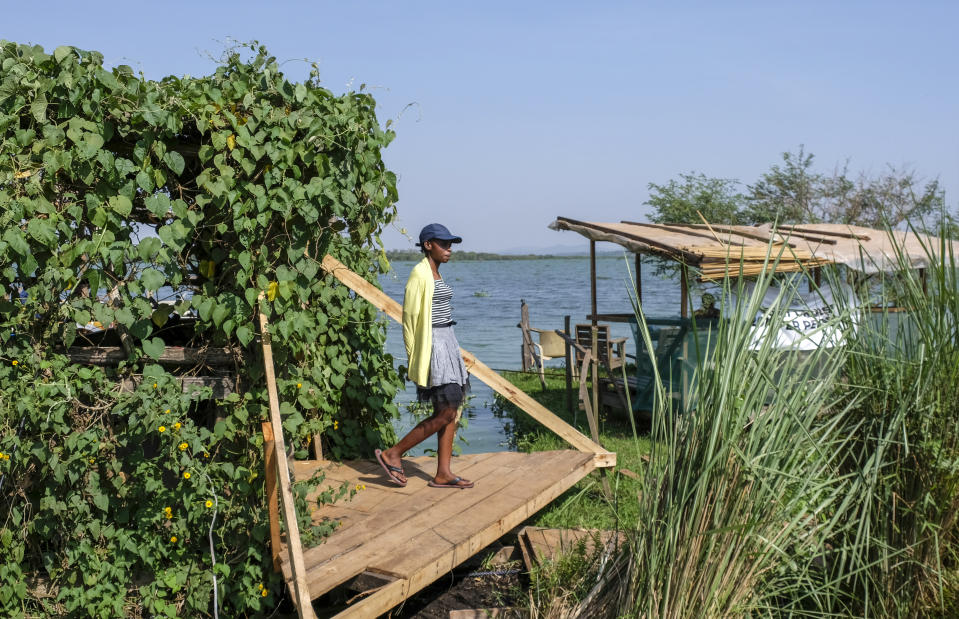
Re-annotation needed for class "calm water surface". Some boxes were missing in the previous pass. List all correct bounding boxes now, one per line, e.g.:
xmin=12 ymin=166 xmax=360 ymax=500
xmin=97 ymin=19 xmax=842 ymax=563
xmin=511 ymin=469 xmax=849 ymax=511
xmin=379 ymin=255 xmax=681 ymax=454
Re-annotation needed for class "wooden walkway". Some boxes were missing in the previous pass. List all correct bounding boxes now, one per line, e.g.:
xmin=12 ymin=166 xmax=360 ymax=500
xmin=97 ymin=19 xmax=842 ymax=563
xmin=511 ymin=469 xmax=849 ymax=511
xmin=274 ymin=450 xmax=597 ymax=617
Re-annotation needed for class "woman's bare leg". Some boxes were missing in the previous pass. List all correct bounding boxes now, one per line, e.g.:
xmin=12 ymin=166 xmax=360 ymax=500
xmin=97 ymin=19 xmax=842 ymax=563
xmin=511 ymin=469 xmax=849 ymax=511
xmin=381 ymin=407 xmax=457 ymax=484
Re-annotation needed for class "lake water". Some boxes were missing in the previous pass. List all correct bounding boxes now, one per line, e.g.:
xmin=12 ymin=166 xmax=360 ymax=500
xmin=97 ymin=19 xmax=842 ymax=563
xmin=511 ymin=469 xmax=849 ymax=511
xmin=379 ymin=255 xmax=681 ymax=454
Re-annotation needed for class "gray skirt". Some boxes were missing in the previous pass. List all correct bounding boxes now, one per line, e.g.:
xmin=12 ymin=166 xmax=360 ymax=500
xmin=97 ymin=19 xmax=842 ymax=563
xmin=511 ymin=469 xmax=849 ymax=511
xmin=416 ymin=324 xmax=470 ymax=410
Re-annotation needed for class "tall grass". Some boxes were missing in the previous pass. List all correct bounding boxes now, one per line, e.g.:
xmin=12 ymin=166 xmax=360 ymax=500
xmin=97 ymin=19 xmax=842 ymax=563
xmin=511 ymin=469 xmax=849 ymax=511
xmin=616 ymin=226 xmax=959 ymax=617
xmin=827 ymin=227 xmax=959 ymax=616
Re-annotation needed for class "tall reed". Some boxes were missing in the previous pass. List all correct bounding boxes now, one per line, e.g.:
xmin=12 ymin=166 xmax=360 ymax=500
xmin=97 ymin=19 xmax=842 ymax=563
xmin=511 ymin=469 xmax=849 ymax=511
xmin=623 ymin=247 xmax=859 ymax=616
xmin=617 ymin=225 xmax=959 ymax=617
xmin=827 ymin=224 xmax=959 ymax=616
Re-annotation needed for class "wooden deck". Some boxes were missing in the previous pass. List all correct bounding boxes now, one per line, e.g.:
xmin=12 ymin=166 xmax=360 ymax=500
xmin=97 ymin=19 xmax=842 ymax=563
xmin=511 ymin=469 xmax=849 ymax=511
xmin=276 ymin=450 xmax=597 ymax=617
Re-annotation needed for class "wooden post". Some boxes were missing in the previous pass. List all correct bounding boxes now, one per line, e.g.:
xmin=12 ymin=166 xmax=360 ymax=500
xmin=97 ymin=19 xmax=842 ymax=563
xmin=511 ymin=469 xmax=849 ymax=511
xmin=262 ymin=422 xmax=282 ymax=573
xmin=589 ymin=241 xmax=599 ymax=423
xmin=635 ymin=253 xmax=642 ymax=304
xmin=258 ymin=301 xmax=316 ymax=619
xmin=588 ymin=242 xmax=611 ymax=496
xmin=520 ymin=300 xmax=531 ymax=371
xmin=680 ymin=264 xmax=689 ymax=319
xmin=564 ymin=315 xmax=572 ymax=418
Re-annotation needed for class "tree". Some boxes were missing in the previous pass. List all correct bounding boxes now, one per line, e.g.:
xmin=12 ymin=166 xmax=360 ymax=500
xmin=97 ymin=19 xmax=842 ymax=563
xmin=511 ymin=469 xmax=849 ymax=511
xmin=645 ymin=172 xmax=747 ymax=225
xmin=744 ymin=145 xmax=823 ymax=224
xmin=819 ymin=166 xmax=946 ymax=229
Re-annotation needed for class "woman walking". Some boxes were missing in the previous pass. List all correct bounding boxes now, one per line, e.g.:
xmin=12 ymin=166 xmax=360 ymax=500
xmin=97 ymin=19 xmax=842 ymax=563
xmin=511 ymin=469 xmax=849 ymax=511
xmin=375 ymin=223 xmax=474 ymax=489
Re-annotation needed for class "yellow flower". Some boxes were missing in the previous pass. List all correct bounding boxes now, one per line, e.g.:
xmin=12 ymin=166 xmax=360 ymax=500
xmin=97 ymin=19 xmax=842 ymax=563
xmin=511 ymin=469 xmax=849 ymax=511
xmin=261 ymin=589 xmax=268 ymax=597
xmin=158 ymin=426 xmax=166 ymax=433
xmin=88 ymin=458 xmax=95 ymax=464
xmin=173 ymin=422 xmax=181 ymax=430
xmin=164 ymin=506 xmax=172 ymax=519
xmin=296 ymin=383 xmax=302 ymax=389
xmin=164 ymin=409 xmax=170 ymax=414
xmin=257 ymin=583 xmax=264 ymax=590
xmin=178 ymin=442 xmax=188 ymax=451
xmin=203 ymin=452 xmax=210 ymax=459
xmin=153 ymin=383 xmax=158 ymax=389
xmin=333 ymin=420 xmax=339 ymax=430
xmin=11 ymin=360 xmax=17 ymax=366
xmin=0 ymin=452 xmax=5 ymax=459
xmin=205 ymin=500 xmax=213 ymax=508
xmin=170 ymin=535 xmax=177 ymax=543
xmin=183 ymin=472 xmax=191 ymax=480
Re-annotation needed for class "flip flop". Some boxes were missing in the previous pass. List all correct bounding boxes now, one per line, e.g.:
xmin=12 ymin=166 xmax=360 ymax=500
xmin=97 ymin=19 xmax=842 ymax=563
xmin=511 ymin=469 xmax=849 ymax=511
xmin=374 ymin=449 xmax=407 ymax=486
xmin=428 ymin=476 xmax=474 ymax=489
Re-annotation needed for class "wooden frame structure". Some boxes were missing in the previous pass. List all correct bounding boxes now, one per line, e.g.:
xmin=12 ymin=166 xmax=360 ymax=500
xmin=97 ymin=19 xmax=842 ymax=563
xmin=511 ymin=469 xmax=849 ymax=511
xmin=259 ymin=256 xmax=615 ymax=617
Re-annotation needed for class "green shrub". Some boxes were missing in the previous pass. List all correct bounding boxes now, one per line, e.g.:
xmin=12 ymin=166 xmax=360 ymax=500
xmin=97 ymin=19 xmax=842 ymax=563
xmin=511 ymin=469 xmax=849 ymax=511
xmin=0 ymin=40 xmax=401 ymax=615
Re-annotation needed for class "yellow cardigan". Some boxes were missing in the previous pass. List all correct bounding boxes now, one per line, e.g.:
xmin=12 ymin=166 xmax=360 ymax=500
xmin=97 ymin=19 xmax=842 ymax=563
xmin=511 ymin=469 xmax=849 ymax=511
xmin=402 ymin=258 xmax=434 ymax=387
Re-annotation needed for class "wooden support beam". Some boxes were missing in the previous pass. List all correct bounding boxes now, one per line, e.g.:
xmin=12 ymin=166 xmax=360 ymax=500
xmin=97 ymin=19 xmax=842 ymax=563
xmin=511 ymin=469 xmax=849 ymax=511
xmin=63 ymin=346 xmax=240 ymax=367
xmin=262 ymin=422 xmax=283 ymax=573
xmin=320 ymin=255 xmax=615 ymax=468
xmin=258 ymin=301 xmax=316 ymax=619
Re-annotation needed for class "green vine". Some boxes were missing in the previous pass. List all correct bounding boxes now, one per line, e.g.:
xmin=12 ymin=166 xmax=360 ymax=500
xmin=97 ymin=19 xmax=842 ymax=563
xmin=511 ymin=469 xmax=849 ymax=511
xmin=0 ymin=39 xmax=402 ymax=615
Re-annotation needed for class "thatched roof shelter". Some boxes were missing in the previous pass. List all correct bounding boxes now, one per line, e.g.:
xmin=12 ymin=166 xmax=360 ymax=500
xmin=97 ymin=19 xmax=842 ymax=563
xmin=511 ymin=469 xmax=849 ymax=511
xmin=550 ymin=217 xmax=959 ymax=278
xmin=550 ymin=216 xmax=959 ymax=318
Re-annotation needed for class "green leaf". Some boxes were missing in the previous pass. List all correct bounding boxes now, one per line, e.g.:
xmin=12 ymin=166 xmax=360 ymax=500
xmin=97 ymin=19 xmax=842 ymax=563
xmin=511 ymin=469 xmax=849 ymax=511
xmin=236 ymin=325 xmax=254 ymax=346
xmin=54 ymin=46 xmax=74 ymax=64
xmin=135 ymin=170 xmax=154 ymax=192
xmin=144 ymin=194 xmax=171 ymax=218
xmin=211 ymin=303 xmax=229 ymax=327
xmin=92 ymin=493 xmax=109 ymax=512
xmin=109 ymin=195 xmax=133 ymax=217
xmin=151 ymin=308 xmax=170 ymax=328
xmin=163 ymin=151 xmax=185 ymax=176
xmin=30 ymin=92 xmax=47 ymax=123
xmin=140 ymin=268 xmax=165 ymax=291
xmin=142 ymin=337 xmax=165 ymax=359
xmin=2 ymin=228 xmax=29 ymax=256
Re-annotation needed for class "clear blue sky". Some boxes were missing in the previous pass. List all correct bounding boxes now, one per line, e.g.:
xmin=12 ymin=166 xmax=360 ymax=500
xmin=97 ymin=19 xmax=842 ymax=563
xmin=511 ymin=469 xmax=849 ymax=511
xmin=5 ymin=1 xmax=957 ymax=251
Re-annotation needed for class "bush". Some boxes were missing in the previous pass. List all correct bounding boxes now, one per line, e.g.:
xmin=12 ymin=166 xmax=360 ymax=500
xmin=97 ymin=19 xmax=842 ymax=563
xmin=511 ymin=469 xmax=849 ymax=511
xmin=0 ymin=40 xmax=402 ymax=615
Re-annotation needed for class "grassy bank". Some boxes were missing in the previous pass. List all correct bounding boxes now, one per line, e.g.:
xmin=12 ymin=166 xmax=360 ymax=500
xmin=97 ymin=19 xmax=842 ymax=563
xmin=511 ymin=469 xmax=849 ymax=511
xmin=494 ymin=370 xmax=650 ymax=531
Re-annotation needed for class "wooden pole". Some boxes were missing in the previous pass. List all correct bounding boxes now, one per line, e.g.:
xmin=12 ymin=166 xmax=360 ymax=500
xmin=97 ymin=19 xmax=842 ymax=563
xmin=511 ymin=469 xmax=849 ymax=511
xmin=564 ymin=315 xmax=572 ymax=417
xmin=319 ymin=255 xmax=615 ymax=467
xmin=588 ymin=242 xmax=610 ymax=496
xmin=635 ymin=253 xmax=642 ymax=304
xmin=589 ymin=241 xmax=599 ymax=429
xmin=680 ymin=265 xmax=689 ymax=319
xmin=262 ymin=422 xmax=282 ymax=573
xmin=520 ymin=300 xmax=531 ymax=372
xmin=258 ymin=300 xmax=316 ymax=618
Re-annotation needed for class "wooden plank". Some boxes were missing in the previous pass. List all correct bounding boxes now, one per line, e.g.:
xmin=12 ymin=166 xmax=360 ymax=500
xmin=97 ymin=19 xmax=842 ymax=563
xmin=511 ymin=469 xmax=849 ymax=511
xmin=343 ymin=452 xmax=595 ymax=617
xmin=263 ymin=422 xmax=283 ymax=573
xmin=670 ymin=223 xmax=799 ymax=247
xmin=620 ymin=221 xmax=748 ymax=246
xmin=320 ymin=255 xmax=615 ymax=468
xmin=519 ymin=526 xmax=626 ymax=568
xmin=555 ymin=217 xmax=699 ymax=261
xmin=780 ymin=224 xmax=870 ymax=240
xmin=258 ymin=303 xmax=316 ymax=619
xmin=381 ymin=452 xmax=591 ymax=578
xmin=288 ymin=453 xmax=508 ymax=581
xmin=62 ymin=346 xmax=239 ymax=367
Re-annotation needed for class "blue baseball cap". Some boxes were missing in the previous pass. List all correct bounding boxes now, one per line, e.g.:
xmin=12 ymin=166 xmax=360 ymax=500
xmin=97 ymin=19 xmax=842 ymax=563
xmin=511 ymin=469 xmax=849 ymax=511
xmin=416 ymin=223 xmax=462 ymax=246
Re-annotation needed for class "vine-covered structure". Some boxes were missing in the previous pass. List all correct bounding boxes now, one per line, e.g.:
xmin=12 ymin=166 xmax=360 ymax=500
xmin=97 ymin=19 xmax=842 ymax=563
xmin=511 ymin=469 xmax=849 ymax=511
xmin=0 ymin=40 xmax=404 ymax=615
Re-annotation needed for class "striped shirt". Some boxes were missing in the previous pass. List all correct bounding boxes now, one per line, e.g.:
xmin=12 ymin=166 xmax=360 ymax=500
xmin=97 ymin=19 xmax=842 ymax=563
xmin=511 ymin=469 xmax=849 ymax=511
xmin=431 ymin=279 xmax=454 ymax=325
